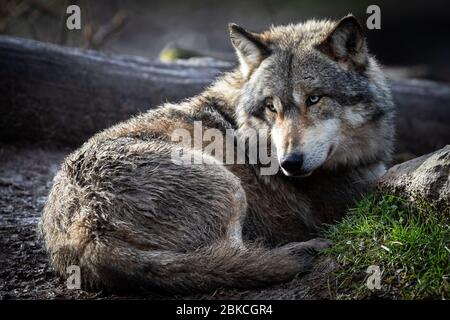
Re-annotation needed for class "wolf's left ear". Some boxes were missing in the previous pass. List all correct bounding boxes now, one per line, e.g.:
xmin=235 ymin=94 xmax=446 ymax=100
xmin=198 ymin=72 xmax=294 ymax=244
xmin=229 ymin=23 xmax=270 ymax=77
xmin=316 ymin=15 xmax=368 ymax=71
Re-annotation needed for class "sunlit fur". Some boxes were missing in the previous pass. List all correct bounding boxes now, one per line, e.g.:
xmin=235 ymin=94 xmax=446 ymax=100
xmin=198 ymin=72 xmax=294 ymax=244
xmin=40 ymin=16 xmax=394 ymax=294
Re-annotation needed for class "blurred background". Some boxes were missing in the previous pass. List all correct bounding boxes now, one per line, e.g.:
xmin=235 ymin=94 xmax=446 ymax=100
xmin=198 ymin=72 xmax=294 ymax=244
xmin=1 ymin=0 xmax=450 ymax=82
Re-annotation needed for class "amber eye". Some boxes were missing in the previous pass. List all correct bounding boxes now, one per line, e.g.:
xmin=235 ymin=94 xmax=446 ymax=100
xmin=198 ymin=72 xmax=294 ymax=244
xmin=306 ymin=95 xmax=322 ymax=107
xmin=265 ymin=98 xmax=276 ymax=113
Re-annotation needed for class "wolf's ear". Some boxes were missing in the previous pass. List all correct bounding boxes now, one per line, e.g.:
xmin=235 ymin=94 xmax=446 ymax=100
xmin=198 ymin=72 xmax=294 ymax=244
xmin=229 ymin=23 xmax=270 ymax=77
xmin=316 ymin=15 xmax=368 ymax=71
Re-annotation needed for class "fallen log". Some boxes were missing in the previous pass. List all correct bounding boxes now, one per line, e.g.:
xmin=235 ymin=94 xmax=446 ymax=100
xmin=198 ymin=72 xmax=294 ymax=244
xmin=0 ymin=36 xmax=449 ymax=157
xmin=0 ymin=36 xmax=230 ymax=146
xmin=391 ymin=80 xmax=450 ymax=157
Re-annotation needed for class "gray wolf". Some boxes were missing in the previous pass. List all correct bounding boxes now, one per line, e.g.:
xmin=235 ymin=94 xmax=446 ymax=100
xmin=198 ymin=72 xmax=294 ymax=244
xmin=40 ymin=15 xmax=395 ymax=293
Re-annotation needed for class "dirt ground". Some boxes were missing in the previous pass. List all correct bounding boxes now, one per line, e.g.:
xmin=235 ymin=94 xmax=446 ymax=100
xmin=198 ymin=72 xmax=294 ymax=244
xmin=0 ymin=144 xmax=339 ymax=300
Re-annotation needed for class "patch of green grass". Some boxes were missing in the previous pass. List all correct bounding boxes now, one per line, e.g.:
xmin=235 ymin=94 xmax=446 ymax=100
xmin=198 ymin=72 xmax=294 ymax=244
xmin=323 ymin=194 xmax=449 ymax=299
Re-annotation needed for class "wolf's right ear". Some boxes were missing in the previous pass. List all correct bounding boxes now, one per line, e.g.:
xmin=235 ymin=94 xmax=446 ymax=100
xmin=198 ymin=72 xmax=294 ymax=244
xmin=316 ymin=15 xmax=368 ymax=71
xmin=229 ymin=23 xmax=270 ymax=78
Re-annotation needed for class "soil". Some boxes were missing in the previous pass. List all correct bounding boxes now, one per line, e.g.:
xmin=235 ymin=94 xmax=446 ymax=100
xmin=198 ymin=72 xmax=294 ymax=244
xmin=0 ymin=144 xmax=337 ymax=300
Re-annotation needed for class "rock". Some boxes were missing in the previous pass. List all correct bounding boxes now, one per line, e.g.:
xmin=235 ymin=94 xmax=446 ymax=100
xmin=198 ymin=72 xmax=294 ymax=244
xmin=378 ymin=145 xmax=450 ymax=209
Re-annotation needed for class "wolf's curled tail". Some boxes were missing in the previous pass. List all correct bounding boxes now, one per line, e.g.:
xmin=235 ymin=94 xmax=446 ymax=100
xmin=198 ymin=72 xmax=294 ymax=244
xmin=40 ymin=139 xmax=327 ymax=293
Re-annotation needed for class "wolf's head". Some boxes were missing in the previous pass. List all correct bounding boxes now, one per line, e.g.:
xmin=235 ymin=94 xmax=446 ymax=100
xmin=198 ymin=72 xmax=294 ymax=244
xmin=229 ymin=15 xmax=395 ymax=177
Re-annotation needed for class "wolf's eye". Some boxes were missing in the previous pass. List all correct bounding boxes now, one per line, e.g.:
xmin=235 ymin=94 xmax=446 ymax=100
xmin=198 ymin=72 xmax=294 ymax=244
xmin=306 ymin=95 xmax=322 ymax=107
xmin=264 ymin=98 xmax=277 ymax=113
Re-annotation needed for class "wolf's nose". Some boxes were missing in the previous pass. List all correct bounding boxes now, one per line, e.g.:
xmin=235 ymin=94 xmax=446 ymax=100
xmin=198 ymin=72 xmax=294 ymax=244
xmin=280 ymin=153 xmax=303 ymax=173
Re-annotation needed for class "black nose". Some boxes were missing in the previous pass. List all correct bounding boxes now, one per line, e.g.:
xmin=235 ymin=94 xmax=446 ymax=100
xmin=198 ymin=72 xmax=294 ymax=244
xmin=280 ymin=153 xmax=304 ymax=173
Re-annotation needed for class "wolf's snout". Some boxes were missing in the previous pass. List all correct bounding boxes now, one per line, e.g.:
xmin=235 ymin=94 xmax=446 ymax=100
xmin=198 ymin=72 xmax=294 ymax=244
xmin=280 ymin=153 xmax=306 ymax=176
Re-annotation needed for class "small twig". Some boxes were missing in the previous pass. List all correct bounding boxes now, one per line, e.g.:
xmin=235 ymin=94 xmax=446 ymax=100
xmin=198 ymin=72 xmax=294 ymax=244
xmin=56 ymin=0 xmax=68 ymax=45
xmin=26 ymin=12 xmax=40 ymax=41
xmin=82 ymin=23 xmax=93 ymax=49
xmin=25 ymin=0 xmax=58 ymax=17
xmin=90 ymin=10 xmax=127 ymax=49
xmin=0 ymin=1 xmax=29 ymax=33
xmin=81 ymin=0 xmax=92 ymax=48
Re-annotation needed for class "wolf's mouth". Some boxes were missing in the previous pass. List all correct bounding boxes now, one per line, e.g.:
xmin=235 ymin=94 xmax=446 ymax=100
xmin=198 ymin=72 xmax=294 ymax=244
xmin=291 ymin=171 xmax=313 ymax=178
xmin=281 ymin=167 xmax=313 ymax=178
xmin=327 ymin=144 xmax=335 ymax=159
xmin=324 ymin=144 xmax=338 ymax=164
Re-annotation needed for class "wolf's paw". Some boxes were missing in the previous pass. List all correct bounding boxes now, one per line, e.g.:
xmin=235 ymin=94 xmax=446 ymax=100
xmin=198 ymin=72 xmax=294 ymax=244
xmin=279 ymin=238 xmax=331 ymax=270
xmin=301 ymin=237 xmax=331 ymax=253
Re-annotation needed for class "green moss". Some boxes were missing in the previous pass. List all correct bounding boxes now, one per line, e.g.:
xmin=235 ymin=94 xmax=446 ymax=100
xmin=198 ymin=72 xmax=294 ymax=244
xmin=159 ymin=47 xmax=201 ymax=62
xmin=323 ymin=194 xmax=449 ymax=299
